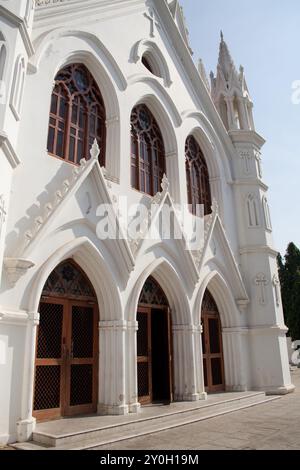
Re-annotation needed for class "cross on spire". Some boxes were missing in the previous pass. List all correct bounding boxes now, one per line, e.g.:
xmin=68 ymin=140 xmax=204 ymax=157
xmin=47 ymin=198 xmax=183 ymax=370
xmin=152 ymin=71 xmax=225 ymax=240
xmin=144 ymin=9 xmax=160 ymax=38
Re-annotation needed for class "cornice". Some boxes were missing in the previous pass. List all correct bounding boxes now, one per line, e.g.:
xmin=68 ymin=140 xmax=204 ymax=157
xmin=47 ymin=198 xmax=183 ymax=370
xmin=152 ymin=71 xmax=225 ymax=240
xmin=239 ymin=245 xmax=279 ymax=258
xmin=0 ymin=131 xmax=21 ymax=169
xmin=0 ymin=6 xmax=34 ymax=57
xmin=228 ymin=130 xmax=266 ymax=149
xmin=0 ymin=308 xmax=29 ymax=326
xmin=34 ymin=0 xmax=144 ymax=25
xmin=229 ymin=179 xmax=269 ymax=191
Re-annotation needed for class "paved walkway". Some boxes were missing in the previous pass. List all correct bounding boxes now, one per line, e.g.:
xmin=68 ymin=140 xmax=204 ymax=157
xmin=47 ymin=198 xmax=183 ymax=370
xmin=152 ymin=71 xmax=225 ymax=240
xmin=97 ymin=369 xmax=300 ymax=450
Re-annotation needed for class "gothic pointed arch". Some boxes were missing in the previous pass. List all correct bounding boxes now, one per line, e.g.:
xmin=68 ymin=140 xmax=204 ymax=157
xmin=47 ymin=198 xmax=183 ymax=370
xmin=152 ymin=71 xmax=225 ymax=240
xmin=201 ymin=289 xmax=225 ymax=392
xmin=47 ymin=63 xmax=106 ymax=166
xmin=0 ymin=33 xmax=7 ymax=94
xmin=185 ymin=135 xmax=212 ymax=215
xmin=34 ymin=259 xmax=99 ymax=420
xmin=130 ymin=103 xmax=166 ymax=195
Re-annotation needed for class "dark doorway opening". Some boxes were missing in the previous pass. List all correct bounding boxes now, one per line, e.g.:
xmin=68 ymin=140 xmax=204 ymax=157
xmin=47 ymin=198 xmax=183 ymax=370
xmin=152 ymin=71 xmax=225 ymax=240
xmin=137 ymin=277 xmax=173 ymax=405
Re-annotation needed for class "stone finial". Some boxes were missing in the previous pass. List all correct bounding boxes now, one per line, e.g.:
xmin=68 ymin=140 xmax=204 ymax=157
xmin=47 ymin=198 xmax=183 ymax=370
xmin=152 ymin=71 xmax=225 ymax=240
xmin=90 ymin=138 xmax=100 ymax=160
xmin=211 ymin=198 xmax=219 ymax=214
xmin=161 ymin=174 xmax=170 ymax=193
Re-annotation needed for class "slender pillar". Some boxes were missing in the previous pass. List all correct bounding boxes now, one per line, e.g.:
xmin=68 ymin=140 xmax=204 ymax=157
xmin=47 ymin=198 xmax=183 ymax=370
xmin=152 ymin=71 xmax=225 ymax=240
xmin=98 ymin=320 xmax=128 ymax=415
xmin=127 ymin=321 xmax=140 ymax=413
xmin=16 ymin=311 xmax=39 ymax=442
xmin=172 ymin=325 xmax=201 ymax=401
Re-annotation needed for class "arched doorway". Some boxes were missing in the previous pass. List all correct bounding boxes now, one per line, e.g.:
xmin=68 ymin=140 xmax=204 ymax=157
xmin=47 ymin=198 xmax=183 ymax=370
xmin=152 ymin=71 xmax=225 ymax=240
xmin=201 ymin=290 xmax=225 ymax=393
xmin=137 ymin=277 xmax=173 ymax=405
xmin=33 ymin=260 xmax=99 ymax=421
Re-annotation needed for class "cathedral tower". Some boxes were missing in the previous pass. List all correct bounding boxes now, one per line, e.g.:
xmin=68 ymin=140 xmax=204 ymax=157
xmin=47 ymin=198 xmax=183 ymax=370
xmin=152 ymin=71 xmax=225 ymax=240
xmin=211 ymin=33 xmax=292 ymax=394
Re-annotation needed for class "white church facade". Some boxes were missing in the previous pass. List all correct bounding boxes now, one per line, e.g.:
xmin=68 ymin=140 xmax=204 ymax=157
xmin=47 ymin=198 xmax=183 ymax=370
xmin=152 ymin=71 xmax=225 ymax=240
xmin=0 ymin=0 xmax=294 ymax=445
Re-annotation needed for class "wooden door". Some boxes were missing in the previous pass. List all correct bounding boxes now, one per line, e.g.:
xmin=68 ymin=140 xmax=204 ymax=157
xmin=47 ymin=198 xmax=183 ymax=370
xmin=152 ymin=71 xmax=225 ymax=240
xmin=137 ymin=307 xmax=152 ymax=405
xmin=33 ymin=298 xmax=98 ymax=420
xmin=64 ymin=300 xmax=98 ymax=416
xmin=202 ymin=291 xmax=225 ymax=393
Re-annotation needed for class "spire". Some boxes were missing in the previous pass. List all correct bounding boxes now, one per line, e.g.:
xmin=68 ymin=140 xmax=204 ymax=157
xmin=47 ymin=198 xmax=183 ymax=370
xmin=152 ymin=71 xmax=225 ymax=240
xmin=210 ymin=32 xmax=255 ymax=132
xmin=217 ymin=31 xmax=237 ymax=82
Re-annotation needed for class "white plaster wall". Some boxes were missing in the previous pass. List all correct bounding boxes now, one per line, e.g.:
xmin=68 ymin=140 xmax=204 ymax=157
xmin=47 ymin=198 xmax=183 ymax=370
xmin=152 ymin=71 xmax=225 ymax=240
xmin=0 ymin=0 xmax=294 ymax=444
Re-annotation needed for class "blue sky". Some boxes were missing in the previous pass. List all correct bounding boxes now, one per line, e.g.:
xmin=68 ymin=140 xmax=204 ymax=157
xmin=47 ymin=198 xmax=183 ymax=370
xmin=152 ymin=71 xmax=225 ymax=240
xmin=180 ymin=0 xmax=300 ymax=256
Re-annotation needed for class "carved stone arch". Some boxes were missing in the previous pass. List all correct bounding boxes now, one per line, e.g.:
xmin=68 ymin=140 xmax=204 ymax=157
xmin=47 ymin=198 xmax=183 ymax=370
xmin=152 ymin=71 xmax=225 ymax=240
xmin=128 ymin=77 xmax=182 ymax=128
xmin=129 ymin=90 xmax=180 ymax=202
xmin=31 ymin=29 xmax=127 ymax=91
xmin=126 ymin=257 xmax=192 ymax=326
xmin=181 ymin=110 xmax=233 ymax=182
xmin=27 ymin=237 xmax=122 ymax=322
xmin=0 ymin=32 xmax=7 ymax=92
xmin=10 ymin=54 xmax=26 ymax=120
xmin=193 ymin=271 xmax=247 ymax=392
xmin=185 ymin=133 xmax=212 ymax=216
xmin=131 ymin=39 xmax=172 ymax=87
xmin=193 ymin=270 xmax=241 ymax=328
xmin=39 ymin=42 xmax=121 ymax=180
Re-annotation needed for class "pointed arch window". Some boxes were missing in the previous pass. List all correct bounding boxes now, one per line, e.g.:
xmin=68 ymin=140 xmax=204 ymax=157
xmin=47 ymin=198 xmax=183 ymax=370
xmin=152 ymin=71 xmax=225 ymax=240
xmin=185 ymin=135 xmax=212 ymax=216
xmin=10 ymin=55 xmax=26 ymax=120
xmin=262 ymin=196 xmax=272 ymax=231
xmin=47 ymin=63 xmax=106 ymax=165
xmin=131 ymin=104 xmax=166 ymax=196
xmin=246 ymin=193 xmax=260 ymax=228
xmin=0 ymin=36 xmax=7 ymax=98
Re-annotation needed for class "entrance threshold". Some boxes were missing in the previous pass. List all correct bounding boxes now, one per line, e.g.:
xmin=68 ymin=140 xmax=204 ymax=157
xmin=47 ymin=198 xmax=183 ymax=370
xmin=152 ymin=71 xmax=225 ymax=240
xmin=13 ymin=391 xmax=281 ymax=450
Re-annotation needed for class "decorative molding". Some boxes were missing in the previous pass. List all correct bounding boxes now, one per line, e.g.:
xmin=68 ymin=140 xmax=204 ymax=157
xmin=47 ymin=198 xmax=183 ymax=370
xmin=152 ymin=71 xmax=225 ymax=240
xmin=0 ymin=195 xmax=7 ymax=239
xmin=144 ymin=8 xmax=160 ymax=38
xmin=229 ymin=179 xmax=269 ymax=191
xmin=254 ymin=273 xmax=269 ymax=307
xmin=0 ymin=6 xmax=34 ymax=57
xmin=130 ymin=38 xmax=172 ymax=87
xmin=99 ymin=320 xmax=129 ymax=332
xmin=4 ymin=258 xmax=35 ymax=288
xmin=272 ymin=275 xmax=281 ymax=307
xmin=254 ymin=150 xmax=263 ymax=179
xmin=17 ymin=157 xmax=89 ymax=257
xmin=0 ymin=131 xmax=21 ymax=168
xmin=246 ymin=193 xmax=260 ymax=228
xmin=0 ymin=308 xmax=29 ymax=326
xmin=262 ymin=196 xmax=273 ymax=232
xmin=36 ymin=0 xmax=71 ymax=5
xmin=239 ymin=245 xmax=279 ymax=257
xmin=10 ymin=55 xmax=26 ymax=121
xmin=239 ymin=149 xmax=252 ymax=175
xmin=172 ymin=324 xmax=198 ymax=333
xmin=223 ymin=324 xmax=288 ymax=335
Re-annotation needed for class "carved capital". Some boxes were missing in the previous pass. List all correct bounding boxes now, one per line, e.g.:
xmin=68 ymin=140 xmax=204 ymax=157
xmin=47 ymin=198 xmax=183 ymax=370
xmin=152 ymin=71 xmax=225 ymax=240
xmin=4 ymin=258 xmax=35 ymax=288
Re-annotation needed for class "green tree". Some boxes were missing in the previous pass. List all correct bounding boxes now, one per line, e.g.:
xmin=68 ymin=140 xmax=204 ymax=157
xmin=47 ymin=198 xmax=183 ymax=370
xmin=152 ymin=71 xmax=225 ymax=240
xmin=278 ymin=243 xmax=300 ymax=340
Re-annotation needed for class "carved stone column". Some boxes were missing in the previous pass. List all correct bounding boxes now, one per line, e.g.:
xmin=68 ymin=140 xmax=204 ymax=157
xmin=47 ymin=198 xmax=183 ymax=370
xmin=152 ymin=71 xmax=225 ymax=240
xmin=17 ymin=311 xmax=39 ymax=442
xmin=105 ymin=116 xmax=120 ymax=183
xmin=98 ymin=320 xmax=128 ymax=416
xmin=126 ymin=321 xmax=140 ymax=413
xmin=222 ymin=327 xmax=248 ymax=392
xmin=172 ymin=324 xmax=203 ymax=401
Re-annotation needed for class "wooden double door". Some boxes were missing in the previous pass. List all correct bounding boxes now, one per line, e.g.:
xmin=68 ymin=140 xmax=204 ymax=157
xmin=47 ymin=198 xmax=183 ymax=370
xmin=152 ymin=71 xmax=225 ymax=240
xmin=137 ymin=306 xmax=173 ymax=405
xmin=33 ymin=298 xmax=98 ymax=421
xmin=202 ymin=291 xmax=225 ymax=393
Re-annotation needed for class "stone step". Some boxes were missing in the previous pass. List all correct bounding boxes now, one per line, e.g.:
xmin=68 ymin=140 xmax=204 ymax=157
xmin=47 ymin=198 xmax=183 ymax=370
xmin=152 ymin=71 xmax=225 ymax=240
xmin=13 ymin=392 xmax=281 ymax=450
